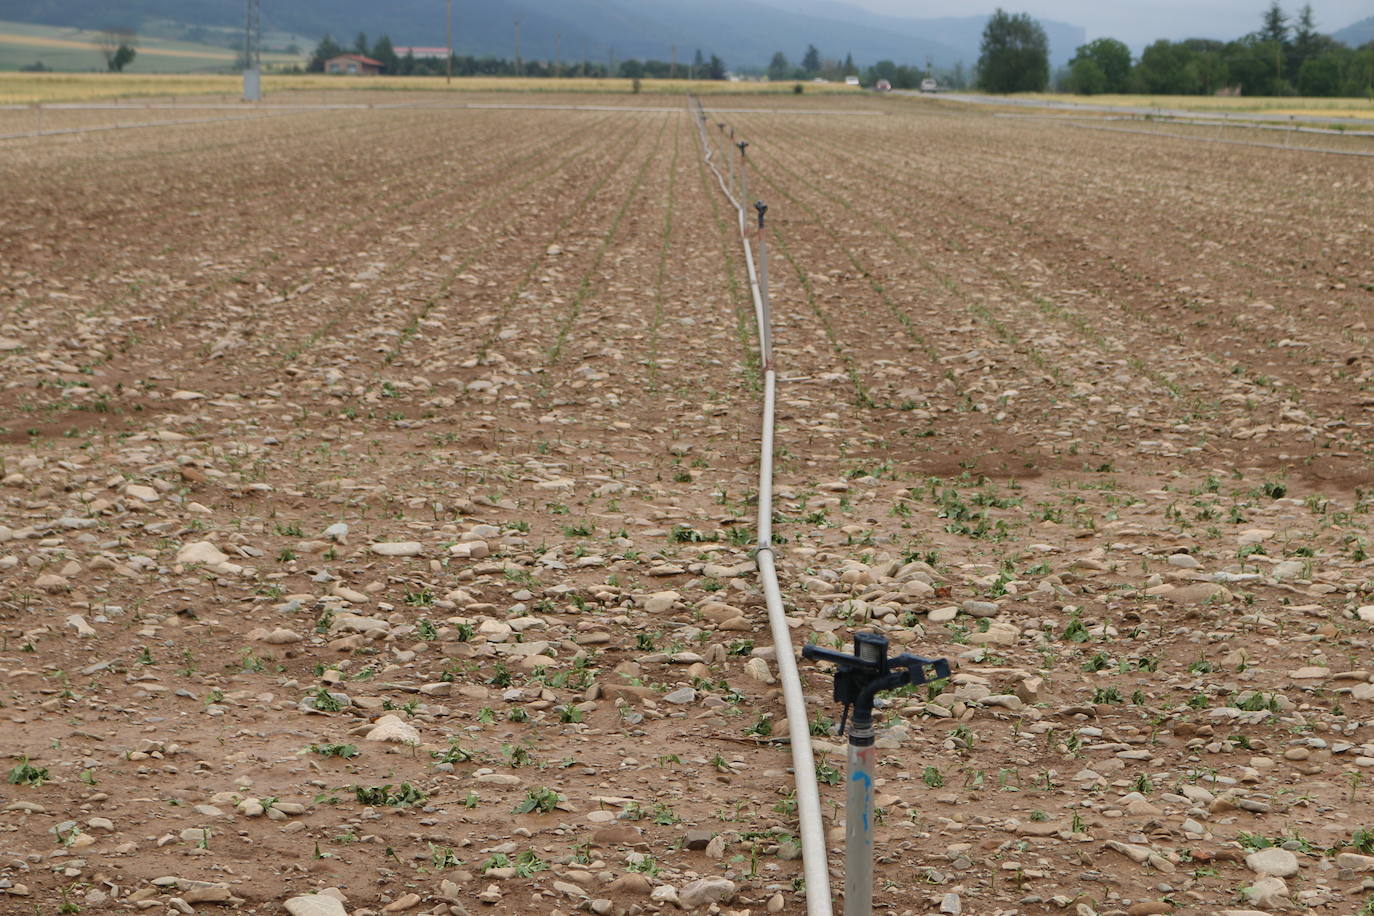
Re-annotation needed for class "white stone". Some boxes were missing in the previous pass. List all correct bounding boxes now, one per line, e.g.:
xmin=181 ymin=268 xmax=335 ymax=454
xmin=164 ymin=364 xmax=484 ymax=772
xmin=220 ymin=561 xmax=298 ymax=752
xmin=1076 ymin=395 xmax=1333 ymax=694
xmin=66 ymin=615 xmax=96 ymax=637
xmin=678 ymin=877 xmax=736 ymax=909
xmin=124 ymin=484 xmax=160 ymax=503
xmin=364 ymin=714 xmax=420 ymax=744
xmin=177 ymin=541 xmax=229 ymax=565
xmin=642 ymin=591 xmax=679 ymax=614
xmin=1245 ymin=847 xmax=1299 ymax=877
xmin=370 ymin=542 xmax=422 ymax=557
xmin=284 ymin=896 xmax=349 ymax=916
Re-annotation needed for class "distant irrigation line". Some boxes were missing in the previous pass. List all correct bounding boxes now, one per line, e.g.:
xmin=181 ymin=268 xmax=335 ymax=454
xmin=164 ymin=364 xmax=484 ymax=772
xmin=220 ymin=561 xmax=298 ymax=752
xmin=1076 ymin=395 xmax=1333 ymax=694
xmin=996 ymin=111 xmax=1374 ymax=138
xmin=0 ymin=101 xmax=882 ymax=140
xmin=998 ymin=114 xmax=1374 ymax=158
xmin=0 ymin=110 xmax=302 ymax=141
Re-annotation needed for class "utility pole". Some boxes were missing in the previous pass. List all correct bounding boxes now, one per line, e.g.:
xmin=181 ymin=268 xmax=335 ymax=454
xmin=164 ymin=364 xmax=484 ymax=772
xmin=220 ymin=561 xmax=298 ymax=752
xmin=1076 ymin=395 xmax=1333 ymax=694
xmin=513 ymin=17 xmax=522 ymax=76
xmin=446 ymin=0 xmax=453 ymax=85
xmin=242 ymin=0 xmax=261 ymax=101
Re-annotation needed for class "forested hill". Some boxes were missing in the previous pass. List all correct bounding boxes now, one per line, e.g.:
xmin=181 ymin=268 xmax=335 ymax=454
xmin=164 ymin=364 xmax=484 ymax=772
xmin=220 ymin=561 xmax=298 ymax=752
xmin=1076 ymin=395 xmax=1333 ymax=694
xmin=1 ymin=0 xmax=1087 ymax=69
xmin=1333 ymin=16 xmax=1374 ymax=47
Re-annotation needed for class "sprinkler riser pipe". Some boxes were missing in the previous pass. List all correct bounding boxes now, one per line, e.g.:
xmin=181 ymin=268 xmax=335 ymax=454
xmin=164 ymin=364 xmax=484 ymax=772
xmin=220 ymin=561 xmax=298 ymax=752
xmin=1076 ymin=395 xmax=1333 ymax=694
xmin=845 ymin=729 xmax=876 ymax=916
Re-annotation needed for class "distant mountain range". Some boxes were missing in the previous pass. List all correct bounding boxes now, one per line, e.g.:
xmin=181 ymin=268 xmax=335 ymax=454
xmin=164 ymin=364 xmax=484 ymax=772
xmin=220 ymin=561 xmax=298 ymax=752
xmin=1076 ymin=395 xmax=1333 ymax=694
xmin=1333 ymin=15 xmax=1374 ymax=47
xmin=0 ymin=0 xmax=1088 ymax=69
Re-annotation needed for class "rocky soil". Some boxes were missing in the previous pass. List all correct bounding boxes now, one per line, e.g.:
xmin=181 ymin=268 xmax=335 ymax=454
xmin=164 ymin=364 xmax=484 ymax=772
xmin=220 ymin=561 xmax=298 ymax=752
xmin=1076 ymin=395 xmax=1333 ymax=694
xmin=2 ymin=91 xmax=1374 ymax=916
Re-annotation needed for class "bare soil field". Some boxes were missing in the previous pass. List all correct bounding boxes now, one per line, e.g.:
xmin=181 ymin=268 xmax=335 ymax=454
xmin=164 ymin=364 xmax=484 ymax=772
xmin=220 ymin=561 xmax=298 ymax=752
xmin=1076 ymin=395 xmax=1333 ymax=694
xmin=2 ymin=91 xmax=1374 ymax=916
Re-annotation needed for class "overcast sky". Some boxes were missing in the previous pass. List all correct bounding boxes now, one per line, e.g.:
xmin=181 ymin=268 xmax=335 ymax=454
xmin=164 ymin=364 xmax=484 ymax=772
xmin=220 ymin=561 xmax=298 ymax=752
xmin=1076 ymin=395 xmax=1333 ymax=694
xmin=848 ymin=1 xmax=1370 ymax=43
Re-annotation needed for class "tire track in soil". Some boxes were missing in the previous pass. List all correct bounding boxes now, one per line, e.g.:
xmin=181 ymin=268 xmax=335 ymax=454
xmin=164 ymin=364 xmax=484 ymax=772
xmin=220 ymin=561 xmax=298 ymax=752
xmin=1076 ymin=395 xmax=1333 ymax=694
xmin=740 ymin=106 xmax=1373 ymax=479
xmin=780 ymin=111 xmax=1372 ymax=441
xmin=74 ymin=111 xmax=627 ymax=395
xmin=781 ymin=112 xmax=1372 ymax=407
xmin=717 ymin=110 xmax=1071 ymax=437
xmin=732 ymin=113 xmax=1223 ymax=414
xmin=0 ymin=111 xmax=608 ymax=385
xmin=540 ymin=113 xmax=675 ymax=369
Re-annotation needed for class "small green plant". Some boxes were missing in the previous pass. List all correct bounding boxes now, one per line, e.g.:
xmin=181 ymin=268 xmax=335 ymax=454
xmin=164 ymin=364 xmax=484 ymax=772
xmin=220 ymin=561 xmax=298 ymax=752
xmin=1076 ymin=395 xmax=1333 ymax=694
xmin=744 ymin=713 xmax=773 ymax=738
xmin=1237 ymin=691 xmax=1280 ymax=713
xmin=434 ymin=739 xmax=473 ymax=765
xmin=7 ymin=757 xmax=49 ymax=786
xmin=480 ymin=853 xmax=511 ymax=873
xmin=428 ymin=843 xmax=461 ymax=869
xmin=1061 ymin=611 xmax=1089 ymax=643
xmin=1091 ymin=686 xmax=1124 ymax=705
xmin=353 ymin=783 xmax=426 ymax=807
xmin=308 ymin=742 xmax=359 ymax=759
xmin=816 ymin=757 xmax=842 ymax=785
xmin=310 ymin=687 xmax=345 ymax=713
xmin=627 ymin=853 xmax=660 ymax=876
xmin=514 ymin=786 xmax=561 ymax=814
xmin=503 ymin=743 xmax=535 ymax=768
xmin=514 ymin=849 xmax=547 ymax=877
xmin=922 ymin=766 xmax=944 ymax=788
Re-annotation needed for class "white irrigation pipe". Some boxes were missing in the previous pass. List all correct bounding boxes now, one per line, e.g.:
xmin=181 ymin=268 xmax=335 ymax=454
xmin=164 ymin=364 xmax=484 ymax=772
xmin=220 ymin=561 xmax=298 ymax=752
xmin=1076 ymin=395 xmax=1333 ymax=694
xmin=1009 ymin=115 xmax=1374 ymax=159
xmin=0 ymin=110 xmax=306 ymax=141
xmin=691 ymin=97 xmax=833 ymax=916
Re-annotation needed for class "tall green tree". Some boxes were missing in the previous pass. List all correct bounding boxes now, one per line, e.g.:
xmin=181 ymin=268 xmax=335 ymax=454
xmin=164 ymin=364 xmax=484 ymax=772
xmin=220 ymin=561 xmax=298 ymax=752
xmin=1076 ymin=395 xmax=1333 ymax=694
xmin=977 ymin=9 xmax=1050 ymax=92
xmin=1067 ymin=37 xmax=1131 ymax=93
xmin=109 ymin=44 xmax=136 ymax=72
xmin=843 ymin=52 xmax=857 ymax=76
xmin=1134 ymin=39 xmax=1198 ymax=94
xmin=767 ymin=51 xmax=791 ymax=81
xmin=354 ymin=32 xmax=370 ymax=56
xmin=802 ymin=44 xmax=822 ymax=73
xmin=371 ymin=35 xmax=399 ymax=73
xmin=1260 ymin=2 xmax=1289 ymax=44
xmin=308 ymin=34 xmax=342 ymax=72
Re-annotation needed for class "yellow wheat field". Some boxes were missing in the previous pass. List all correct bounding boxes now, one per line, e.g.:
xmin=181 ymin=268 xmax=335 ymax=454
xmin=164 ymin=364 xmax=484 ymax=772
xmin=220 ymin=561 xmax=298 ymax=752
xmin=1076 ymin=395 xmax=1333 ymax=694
xmin=0 ymin=73 xmax=861 ymax=105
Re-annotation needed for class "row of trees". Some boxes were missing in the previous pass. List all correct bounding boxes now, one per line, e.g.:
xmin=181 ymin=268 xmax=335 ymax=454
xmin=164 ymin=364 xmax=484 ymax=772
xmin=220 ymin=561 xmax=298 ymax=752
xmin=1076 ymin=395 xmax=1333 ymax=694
xmin=978 ymin=3 xmax=1374 ymax=96
xmin=766 ymin=45 xmax=859 ymax=82
xmin=307 ymin=33 xmax=728 ymax=79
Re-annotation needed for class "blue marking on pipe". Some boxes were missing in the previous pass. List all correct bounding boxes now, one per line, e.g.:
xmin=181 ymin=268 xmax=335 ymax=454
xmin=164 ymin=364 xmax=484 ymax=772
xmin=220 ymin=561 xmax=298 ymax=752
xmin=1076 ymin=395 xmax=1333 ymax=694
xmin=851 ymin=769 xmax=873 ymax=831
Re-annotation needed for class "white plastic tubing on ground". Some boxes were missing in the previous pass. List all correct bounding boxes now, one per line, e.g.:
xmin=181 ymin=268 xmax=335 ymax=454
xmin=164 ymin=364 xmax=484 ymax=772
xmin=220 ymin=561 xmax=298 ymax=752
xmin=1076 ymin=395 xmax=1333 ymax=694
xmin=690 ymin=97 xmax=835 ymax=916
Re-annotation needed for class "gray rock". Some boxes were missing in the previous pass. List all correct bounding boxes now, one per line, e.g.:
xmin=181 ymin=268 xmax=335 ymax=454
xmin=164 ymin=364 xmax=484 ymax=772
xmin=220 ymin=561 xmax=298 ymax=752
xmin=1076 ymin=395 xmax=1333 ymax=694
xmin=961 ymin=600 xmax=1000 ymax=618
xmin=283 ymin=889 xmax=348 ymax=911
xmin=1245 ymin=847 xmax=1299 ymax=877
xmin=663 ymin=687 xmax=697 ymax=705
xmin=678 ymin=877 xmax=736 ymax=909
